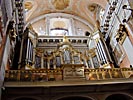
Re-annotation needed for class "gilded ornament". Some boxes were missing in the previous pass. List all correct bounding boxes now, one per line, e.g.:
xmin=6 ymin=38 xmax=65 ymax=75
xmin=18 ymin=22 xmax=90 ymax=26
xmin=24 ymin=2 xmax=33 ymax=11
xmin=113 ymin=71 xmax=119 ymax=78
xmin=25 ymin=74 xmax=29 ymax=78
xmin=88 ymin=4 xmax=97 ymax=12
xmin=10 ymin=74 xmax=14 ymax=78
xmin=51 ymin=0 xmax=70 ymax=10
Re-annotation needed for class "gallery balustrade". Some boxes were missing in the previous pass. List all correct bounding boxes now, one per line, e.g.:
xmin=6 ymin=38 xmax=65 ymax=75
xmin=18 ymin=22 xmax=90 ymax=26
xmin=5 ymin=65 xmax=133 ymax=82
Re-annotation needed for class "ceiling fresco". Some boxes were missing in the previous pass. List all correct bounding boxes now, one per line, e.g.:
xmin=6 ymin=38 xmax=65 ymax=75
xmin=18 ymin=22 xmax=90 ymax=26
xmin=24 ymin=0 xmax=108 ymax=34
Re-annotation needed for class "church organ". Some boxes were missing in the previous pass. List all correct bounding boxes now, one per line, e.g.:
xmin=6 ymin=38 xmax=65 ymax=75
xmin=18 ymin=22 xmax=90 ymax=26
xmin=19 ymin=27 xmax=37 ymax=69
xmin=1 ymin=0 xmax=133 ymax=100
xmin=18 ymin=26 xmax=112 ymax=70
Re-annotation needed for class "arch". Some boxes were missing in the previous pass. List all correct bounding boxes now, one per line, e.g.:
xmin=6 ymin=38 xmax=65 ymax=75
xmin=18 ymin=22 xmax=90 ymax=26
xmin=14 ymin=98 xmax=37 ymax=100
xmin=11 ymin=96 xmax=41 ymax=100
xmin=25 ymin=13 xmax=93 ymax=31
xmin=105 ymin=93 xmax=133 ymax=100
xmin=55 ymin=96 xmax=96 ymax=100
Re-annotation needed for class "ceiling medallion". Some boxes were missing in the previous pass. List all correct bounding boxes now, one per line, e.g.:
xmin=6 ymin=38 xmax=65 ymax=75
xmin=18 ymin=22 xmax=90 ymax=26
xmin=51 ymin=0 xmax=70 ymax=10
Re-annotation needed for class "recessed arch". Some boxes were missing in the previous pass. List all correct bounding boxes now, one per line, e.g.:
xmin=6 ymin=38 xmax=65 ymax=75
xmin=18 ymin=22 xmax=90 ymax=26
xmin=55 ymin=95 xmax=96 ymax=100
xmin=105 ymin=93 xmax=133 ymax=100
xmin=11 ymin=96 xmax=41 ymax=100
xmin=25 ymin=13 xmax=94 ymax=31
xmin=14 ymin=98 xmax=37 ymax=100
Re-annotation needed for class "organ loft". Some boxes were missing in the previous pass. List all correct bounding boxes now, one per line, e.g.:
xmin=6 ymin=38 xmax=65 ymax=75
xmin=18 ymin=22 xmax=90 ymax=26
xmin=0 ymin=0 xmax=133 ymax=100
xmin=19 ymin=24 xmax=112 ymax=70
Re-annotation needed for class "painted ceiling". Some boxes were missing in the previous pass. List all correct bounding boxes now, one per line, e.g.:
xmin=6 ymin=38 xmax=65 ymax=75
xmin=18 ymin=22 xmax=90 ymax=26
xmin=24 ymin=0 xmax=108 ymax=35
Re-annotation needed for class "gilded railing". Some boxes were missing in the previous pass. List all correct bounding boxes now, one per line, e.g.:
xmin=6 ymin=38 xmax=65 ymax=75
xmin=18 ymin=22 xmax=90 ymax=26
xmin=5 ymin=69 xmax=63 ymax=82
xmin=85 ymin=68 xmax=133 ymax=80
xmin=5 ymin=67 xmax=133 ymax=82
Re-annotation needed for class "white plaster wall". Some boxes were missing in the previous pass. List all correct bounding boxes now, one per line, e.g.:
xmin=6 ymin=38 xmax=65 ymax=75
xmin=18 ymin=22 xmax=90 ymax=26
xmin=123 ymin=37 xmax=133 ymax=66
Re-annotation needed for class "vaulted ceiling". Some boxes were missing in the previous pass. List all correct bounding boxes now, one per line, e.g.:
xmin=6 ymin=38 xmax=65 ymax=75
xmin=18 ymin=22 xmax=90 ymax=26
xmin=24 ymin=0 xmax=108 ymax=34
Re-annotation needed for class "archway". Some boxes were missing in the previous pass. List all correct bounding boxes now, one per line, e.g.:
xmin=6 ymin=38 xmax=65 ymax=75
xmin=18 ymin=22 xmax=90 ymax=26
xmin=14 ymin=97 xmax=37 ymax=100
xmin=57 ymin=96 xmax=94 ymax=100
xmin=105 ymin=94 xmax=133 ymax=100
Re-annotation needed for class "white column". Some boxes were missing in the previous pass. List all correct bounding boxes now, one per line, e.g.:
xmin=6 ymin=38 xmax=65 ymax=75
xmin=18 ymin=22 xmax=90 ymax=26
xmin=70 ymin=18 xmax=75 ymax=35
xmin=46 ymin=17 xmax=50 ymax=36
